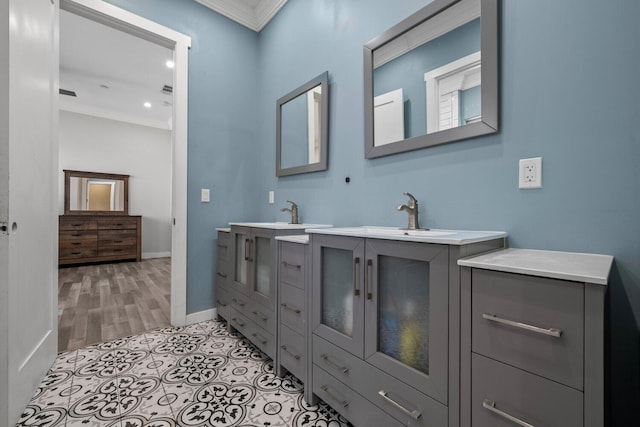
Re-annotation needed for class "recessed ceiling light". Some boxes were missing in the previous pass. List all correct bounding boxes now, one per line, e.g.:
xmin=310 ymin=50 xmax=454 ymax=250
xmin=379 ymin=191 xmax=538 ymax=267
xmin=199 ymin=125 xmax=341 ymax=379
xmin=144 ymin=102 xmax=152 ymax=108
xmin=165 ymin=60 xmax=175 ymax=69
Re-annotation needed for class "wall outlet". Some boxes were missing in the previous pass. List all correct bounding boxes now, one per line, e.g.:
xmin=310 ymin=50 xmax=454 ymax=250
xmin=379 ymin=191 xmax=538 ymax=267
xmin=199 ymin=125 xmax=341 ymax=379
xmin=268 ymin=191 xmax=275 ymax=204
xmin=201 ymin=188 xmax=210 ymax=202
xmin=519 ymin=157 xmax=542 ymax=189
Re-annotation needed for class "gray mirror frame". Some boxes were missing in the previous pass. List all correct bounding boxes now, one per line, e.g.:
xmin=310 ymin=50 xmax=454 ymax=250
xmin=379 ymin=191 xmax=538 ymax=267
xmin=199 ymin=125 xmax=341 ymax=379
xmin=364 ymin=0 xmax=498 ymax=159
xmin=276 ymin=71 xmax=329 ymax=177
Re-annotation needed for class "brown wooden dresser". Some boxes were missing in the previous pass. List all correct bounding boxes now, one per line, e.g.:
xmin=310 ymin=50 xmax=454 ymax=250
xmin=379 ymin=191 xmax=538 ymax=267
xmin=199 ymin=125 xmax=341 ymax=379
xmin=59 ymin=215 xmax=141 ymax=265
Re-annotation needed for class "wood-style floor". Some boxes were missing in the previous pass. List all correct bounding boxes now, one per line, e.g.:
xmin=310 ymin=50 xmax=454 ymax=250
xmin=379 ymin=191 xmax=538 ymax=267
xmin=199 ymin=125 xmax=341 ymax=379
xmin=57 ymin=257 xmax=171 ymax=353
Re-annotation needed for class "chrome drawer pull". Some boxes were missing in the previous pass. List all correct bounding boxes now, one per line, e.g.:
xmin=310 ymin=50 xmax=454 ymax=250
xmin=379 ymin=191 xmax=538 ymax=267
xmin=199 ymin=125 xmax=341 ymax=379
xmin=378 ymin=390 xmax=421 ymax=420
xmin=353 ymin=257 xmax=360 ymax=296
xmin=280 ymin=303 xmax=301 ymax=314
xmin=280 ymin=345 xmax=301 ymax=360
xmin=251 ymin=332 xmax=268 ymax=345
xmin=217 ymin=272 xmax=227 ymax=278
xmin=482 ymin=313 xmax=562 ymax=338
xmin=217 ymin=244 xmax=228 ymax=249
xmin=232 ymin=298 xmax=245 ymax=307
xmin=232 ymin=318 xmax=245 ymax=327
xmin=252 ymin=311 xmax=268 ymax=322
xmin=320 ymin=385 xmax=349 ymax=408
xmin=365 ymin=259 xmax=373 ymax=300
xmin=216 ymin=299 xmax=227 ymax=307
xmin=320 ymin=353 xmax=349 ymax=374
xmin=483 ymin=399 xmax=534 ymax=427
xmin=281 ymin=260 xmax=301 ymax=270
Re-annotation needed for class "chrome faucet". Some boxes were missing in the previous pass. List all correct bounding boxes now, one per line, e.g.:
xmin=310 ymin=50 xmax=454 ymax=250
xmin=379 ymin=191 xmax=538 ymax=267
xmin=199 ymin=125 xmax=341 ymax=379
xmin=280 ymin=200 xmax=299 ymax=224
xmin=396 ymin=192 xmax=420 ymax=230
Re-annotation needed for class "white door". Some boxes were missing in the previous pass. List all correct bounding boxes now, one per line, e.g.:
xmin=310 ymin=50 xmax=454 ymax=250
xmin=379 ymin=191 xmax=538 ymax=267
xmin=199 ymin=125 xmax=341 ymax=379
xmin=0 ymin=0 xmax=59 ymax=425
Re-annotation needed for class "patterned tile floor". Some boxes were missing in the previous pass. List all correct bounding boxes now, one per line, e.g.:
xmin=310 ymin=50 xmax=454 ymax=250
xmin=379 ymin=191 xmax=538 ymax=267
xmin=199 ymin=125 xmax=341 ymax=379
xmin=17 ymin=320 xmax=351 ymax=427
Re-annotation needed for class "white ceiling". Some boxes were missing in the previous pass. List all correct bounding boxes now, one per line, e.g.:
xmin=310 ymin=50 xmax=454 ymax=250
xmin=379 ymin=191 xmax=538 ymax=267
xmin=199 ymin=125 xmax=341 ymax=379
xmin=59 ymin=9 xmax=174 ymax=130
xmin=195 ymin=0 xmax=287 ymax=32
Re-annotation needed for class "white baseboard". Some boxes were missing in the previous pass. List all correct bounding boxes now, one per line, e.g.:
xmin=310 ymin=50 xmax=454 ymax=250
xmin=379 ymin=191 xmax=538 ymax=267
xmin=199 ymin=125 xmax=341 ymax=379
xmin=142 ymin=251 xmax=171 ymax=259
xmin=185 ymin=308 xmax=217 ymax=325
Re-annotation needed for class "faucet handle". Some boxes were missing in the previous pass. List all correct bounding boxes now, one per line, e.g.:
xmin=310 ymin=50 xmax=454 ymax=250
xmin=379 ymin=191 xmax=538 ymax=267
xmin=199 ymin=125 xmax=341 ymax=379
xmin=403 ymin=192 xmax=417 ymax=204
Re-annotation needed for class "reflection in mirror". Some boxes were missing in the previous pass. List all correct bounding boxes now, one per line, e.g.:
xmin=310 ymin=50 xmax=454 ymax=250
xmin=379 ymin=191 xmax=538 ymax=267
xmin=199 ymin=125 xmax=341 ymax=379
xmin=64 ymin=170 xmax=129 ymax=215
xmin=277 ymin=71 xmax=329 ymax=177
xmin=364 ymin=0 xmax=498 ymax=158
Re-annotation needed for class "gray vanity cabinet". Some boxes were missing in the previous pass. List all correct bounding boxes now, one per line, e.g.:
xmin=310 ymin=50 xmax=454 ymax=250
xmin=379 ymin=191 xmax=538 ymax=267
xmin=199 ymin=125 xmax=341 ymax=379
xmin=231 ymin=226 xmax=277 ymax=307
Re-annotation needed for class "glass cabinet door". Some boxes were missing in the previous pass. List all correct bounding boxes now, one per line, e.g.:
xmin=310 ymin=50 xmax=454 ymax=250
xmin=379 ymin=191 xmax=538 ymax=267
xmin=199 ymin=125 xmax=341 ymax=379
xmin=232 ymin=227 xmax=251 ymax=295
xmin=250 ymin=228 xmax=275 ymax=308
xmin=312 ymin=235 xmax=365 ymax=358
xmin=364 ymin=239 xmax=449 ymax=404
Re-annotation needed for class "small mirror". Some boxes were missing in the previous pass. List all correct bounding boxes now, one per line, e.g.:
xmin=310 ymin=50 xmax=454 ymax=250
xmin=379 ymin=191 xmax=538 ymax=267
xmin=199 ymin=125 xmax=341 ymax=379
xmin=364 ymin=0 xmax=498 ymax=158
xmin=64 ymin=170 xmax=129 ymax=215
xmin=276 ymin=71 xmax=329 ymax=177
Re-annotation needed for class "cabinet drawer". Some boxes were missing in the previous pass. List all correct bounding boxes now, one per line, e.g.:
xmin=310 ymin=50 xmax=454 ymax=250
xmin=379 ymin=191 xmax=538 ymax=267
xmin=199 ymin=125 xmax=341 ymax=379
xmin=279 ymin=281 xmax=305 ymax=335
xmin=472 ymin=269 xmax=584 ymax=389
xmin=313 ymin=365 xmax=404 ymax=427
xmin=246 ymin=300 xmax=275 ymax=334
xmin=248 ymin=323 xmax=275 ymax=360
xmin=97 ymin=218 xmax=138 ymax=229
xmin=313 ymin=335 xmax=446 ymax=426
xmin=229 ymin=292 xmax=249 ymax=314
xmin=59 ymin=230 xmax=96 ymax=241
xmin=279 ymin=325 xmax=305 ymax=382
xmin=98 ymin=246 xmax=137 ymax=257
xmin=59 ymin=219 xmax=97 ymax=231
xmin=59 ymin=239 xmax=96 ymax=250
xmin=279 ymin=241 xmax=305 ymax=289
xmin=59 ymin=248 xmax=97 ymax=259
xmin=216 ymin=288 xmax=232 ymax=321
xmin=217 ymin=232 xmax=231 ymax=262
xmin=472 ymin=353 xmax=583 ymax=427
xmin=229 ymin=308 xmax=252 ymax=337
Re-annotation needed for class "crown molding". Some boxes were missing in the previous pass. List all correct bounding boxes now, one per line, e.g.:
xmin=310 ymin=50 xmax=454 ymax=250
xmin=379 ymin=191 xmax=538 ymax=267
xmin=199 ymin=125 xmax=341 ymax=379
xmin=194 ymin=0 xmax=287 ymax=32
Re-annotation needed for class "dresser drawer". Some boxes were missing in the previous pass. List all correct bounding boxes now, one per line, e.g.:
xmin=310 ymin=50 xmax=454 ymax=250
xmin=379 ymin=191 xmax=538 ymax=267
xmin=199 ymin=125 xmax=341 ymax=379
xmin=59 ymin=248 xmax=97 ymax=259
xmin=246 ymin=300 xmax=275 ymax=334
xmin=59 ymin=230 xmax=96 ymax=241
xmin=279 ymin=281 xmax=305 ymax=335
xmin=313 ymin=335 xmax=446 ymax=426
xmin=279 ymin=241 xmax=305 ymax=289
xmin=313 ymin=365 xmax=404 ymax=427
xmin=472 ymin=269 xmax=584 ymax=389
xmin=97 ymin=218 xmax=138 ymax=229
xmin=98 ymin=246 xmax=137 ymax=257
xmin=472 ymin=353 xmax=583 ymax=427
xmin=98 ymin=230 xmax=137 ymax=248
xmin=59 ymin=239 xmax=96 ymax=250
xmin=59 ymin=219 xmax=97 ymax=231
xmin=279 ymin=325 xmax=305 ymax=381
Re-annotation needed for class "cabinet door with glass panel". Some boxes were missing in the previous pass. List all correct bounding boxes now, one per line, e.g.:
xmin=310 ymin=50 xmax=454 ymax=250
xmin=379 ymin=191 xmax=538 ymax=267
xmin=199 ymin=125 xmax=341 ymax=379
xmin=364 ymin=239 xmax=449 ymax=404
xmin=248 ymin=227 xmax=277 ymax=308
xmin=232 ymin=226 xmax=253 ymax=296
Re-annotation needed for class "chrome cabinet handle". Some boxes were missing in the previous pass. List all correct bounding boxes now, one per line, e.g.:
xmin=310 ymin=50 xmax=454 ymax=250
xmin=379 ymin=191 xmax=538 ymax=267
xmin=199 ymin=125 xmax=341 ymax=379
xmin=232 ymin=298 xmax=245 ymax=307
xmin=217 ymin=272 xmax=227 ymax=278
xmin=378 ymin=390 xmax=421 ymax=420
xmin=232 ymin=318 xmax=245 ymax=327
xmin=482 ymin=313 xmax=562 ymax=338
xmin=251 ymin=332 xmax=268 ymax=344
xmin=244 ymin=238 xmax=250 ymax=261
xmin=280 ymin=303 xmax=301 ymax=314
xmin=217 ymin=244 xmax=227 ymax=249
xmin=320 ymin=385 xmax=349 ymax=408
xmin=365 ymin=259 xmax=373 ymax=300
xmin=252 ymin=311 xmax=268 ymax=322
xmin=281 ymin=260 xmax=301 ymax=269
xmin=280 ymin=345 xmax=301 ymax=360
xmin=216 ymin=299 xmax=227 ymax=307
xmin=353 ymin=257 xmax=360 ymax=296
xmin=248 ymin=239 xmax=254 ymax=262
xmin=320 ymin=353 xmax=349 ymax=374
xmin=483 ymin=399 xmax=534 ymax=427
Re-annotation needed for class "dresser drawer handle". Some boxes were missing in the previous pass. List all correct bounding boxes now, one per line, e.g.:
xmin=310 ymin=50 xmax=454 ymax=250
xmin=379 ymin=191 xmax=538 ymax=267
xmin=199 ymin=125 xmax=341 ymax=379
xmin=113 ymin=240 xmax=123 ymax=243
xmin=483 ymin=399 xmax=534 ymax=427
xmin=378 ymin=390 xmax=421 ymax=420
xmin=71 ymin=252 xmax=81 ymax=255
xmin=251 ymin=332 xmax=268 ymax=345
xmin=281 ymin=260 xmax=301 ymax=270
xmin=280 ymin=345 xmax=301 ymax=360
xmin=71 ymin=242 xmax=81 ymax=246
xmin=320 ymin=385 xmax=349 ymax=408
xmin=71 ymin=233 xmax=81 ymax=237
xmin=280 ymin=303 xmax=301 ymax=314
xmin=217 ymin=272 xmax=227 ymax=278
xmin=252 ymin=311 xmax=268 ymax=322
xmin=320 ymin=353 xmax=349 ymax=374
xmin=71 ymin=223 xmax=83 ymax=227
xmin=232 ymin=317 xmax=245 ymax=327
xmin=232 ymin=298 xmax=245 ymax=307
xmin=482 ymin=313 xmax=562 ymax=338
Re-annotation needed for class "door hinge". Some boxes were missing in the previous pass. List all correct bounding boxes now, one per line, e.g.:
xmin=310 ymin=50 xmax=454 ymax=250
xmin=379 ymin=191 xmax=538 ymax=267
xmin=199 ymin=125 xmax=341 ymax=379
xmin=0 ymin=222 xmax=8 ymax=235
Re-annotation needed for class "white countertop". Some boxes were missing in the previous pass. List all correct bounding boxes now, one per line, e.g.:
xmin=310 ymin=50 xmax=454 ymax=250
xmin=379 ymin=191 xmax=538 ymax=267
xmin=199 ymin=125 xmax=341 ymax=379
xmin=457 ymin=248 xmax=614 ymax=285
xmin=216 ymin=227 xmax=231 ymax=233
xmin=275 ymin=234 xmax=309 ymax=244
xmin=229 ymin=222 xmax=332 ymax=230
xmin=306 ymin=226 xmax=506 ymax=245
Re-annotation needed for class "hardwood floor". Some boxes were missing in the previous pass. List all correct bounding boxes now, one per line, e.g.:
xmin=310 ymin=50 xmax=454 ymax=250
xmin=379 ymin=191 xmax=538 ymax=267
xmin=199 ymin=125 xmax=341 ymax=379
xmin=57 ymin=257 xmax=171 ymax=353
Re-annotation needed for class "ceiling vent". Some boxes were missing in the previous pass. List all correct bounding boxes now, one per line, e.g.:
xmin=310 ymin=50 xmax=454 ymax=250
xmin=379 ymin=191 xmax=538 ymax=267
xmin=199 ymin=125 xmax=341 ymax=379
xmin=59 ymin=88 xmax=77 ymax=97
xmin=162 ymin=85 xmax=173 ymax=94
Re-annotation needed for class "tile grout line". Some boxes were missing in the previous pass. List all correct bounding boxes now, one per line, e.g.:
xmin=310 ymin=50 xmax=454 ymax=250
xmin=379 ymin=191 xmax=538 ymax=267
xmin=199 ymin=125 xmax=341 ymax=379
xmin=64 ymin=349 xmax=79 ymax=427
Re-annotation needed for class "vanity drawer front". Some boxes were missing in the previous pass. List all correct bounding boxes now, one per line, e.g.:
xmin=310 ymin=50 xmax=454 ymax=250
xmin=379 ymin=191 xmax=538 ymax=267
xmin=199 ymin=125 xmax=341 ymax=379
xmin=313 ymin=365 xmax=404 ymax=427
xmin=229 ymin=292 xmax=249 ymax=314
xmin=59 ymin=230 xmax=96 ymax=241
xmin=229 ymin=308 xmax=253 ymax=337
xmin=59 ymin=247 xmax=97 ymax=259
xmin=279 ymin=325 xmax=305 ymax=381
xmin=98 ymin=230 xmax=137 ymax=248
xmin=59 ymin=219 xmax=97 ymax=231
xmin=279 ymin=281 xmax=305 ymax=335
xmin=216 ymin=288 xmax=232 ymax=321
xmin=472 ymin=269 xmax=584 ymax=389
xmin=59 ymin=239 xmax=96 ymax=250
xmin=248 ymin=324 xmax=275 ymax=359
xmin=246 ymin=300 xmax=275 ymax=334
xmin=97 ymin=218 xmax=138 ymax=230
xmin=313 ymin=335 xmax=446 ymax=426
xmin=279 ymin=242 xmax=306 ymax=289
xmin=217 ymin=232 xmax=231 ymax=262
xmin=472 ymin=353 xmax=583 ymax=427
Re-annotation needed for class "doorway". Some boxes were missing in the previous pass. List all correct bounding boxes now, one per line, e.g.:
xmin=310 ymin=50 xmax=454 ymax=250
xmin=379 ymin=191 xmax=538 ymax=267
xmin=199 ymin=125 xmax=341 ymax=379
xmin=58 ymin=0 xmax=190 ymax=350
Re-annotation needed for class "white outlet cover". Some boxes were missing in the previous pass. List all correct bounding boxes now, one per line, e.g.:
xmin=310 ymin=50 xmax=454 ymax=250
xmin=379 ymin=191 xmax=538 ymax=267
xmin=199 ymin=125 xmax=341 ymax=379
xmin=519 ymin=157 xmax=542 ymax=189
xmin=201 ymin=188 xmax=210 ymax=202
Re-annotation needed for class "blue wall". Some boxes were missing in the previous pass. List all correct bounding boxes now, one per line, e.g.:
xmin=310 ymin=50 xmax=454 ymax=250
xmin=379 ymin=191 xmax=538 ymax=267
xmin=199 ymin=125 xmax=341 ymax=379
xmin=104 ymin=0 xmax=261 ymax=314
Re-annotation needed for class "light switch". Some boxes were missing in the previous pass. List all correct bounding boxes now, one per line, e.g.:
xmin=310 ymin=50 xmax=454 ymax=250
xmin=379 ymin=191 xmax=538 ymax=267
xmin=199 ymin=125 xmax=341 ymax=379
xmin=269 ymin=191 xmax=275 ymax=204
xmin=201 ymin=188 xmax=210 ymax=202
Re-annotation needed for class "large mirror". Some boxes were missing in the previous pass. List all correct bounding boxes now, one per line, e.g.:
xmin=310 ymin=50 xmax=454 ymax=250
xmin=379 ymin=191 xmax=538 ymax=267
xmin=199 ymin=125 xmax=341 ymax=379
xmin=364 ymin=0 xmax=498 ymax=159
xmin=64 ymin=170 xmax=129 ymax=215
xmin=276 ymin=71 xmax=329 ymax=177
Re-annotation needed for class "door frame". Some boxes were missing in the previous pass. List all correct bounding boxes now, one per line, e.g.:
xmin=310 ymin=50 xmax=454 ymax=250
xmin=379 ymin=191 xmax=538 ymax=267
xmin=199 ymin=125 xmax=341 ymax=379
xmin=60 ymin=0 xmax=191 ymax=326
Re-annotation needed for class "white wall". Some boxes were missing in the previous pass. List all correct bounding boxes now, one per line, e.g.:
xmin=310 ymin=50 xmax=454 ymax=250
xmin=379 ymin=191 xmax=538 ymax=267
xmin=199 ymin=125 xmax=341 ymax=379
xmin=59 ymin=110 xmax=171 ymax=257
